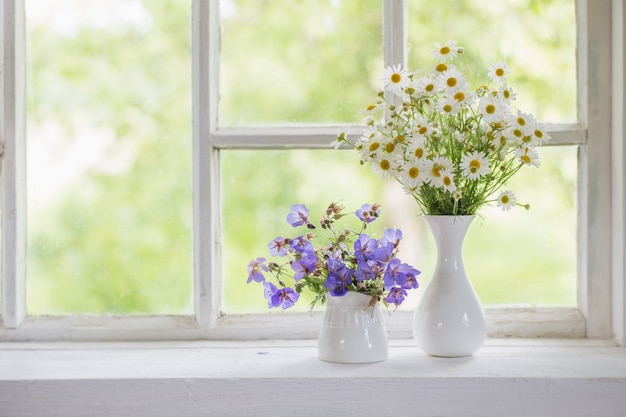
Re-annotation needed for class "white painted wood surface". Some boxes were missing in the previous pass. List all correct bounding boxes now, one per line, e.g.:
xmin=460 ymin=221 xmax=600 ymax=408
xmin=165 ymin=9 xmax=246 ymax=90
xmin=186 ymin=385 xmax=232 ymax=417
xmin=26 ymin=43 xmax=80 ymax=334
xmin=0 ymin=340 xmax=624 ymax=417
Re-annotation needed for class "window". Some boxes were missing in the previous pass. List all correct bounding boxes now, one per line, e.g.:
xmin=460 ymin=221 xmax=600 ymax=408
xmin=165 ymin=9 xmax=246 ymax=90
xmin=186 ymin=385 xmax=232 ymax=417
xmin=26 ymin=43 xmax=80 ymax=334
xmin=0 ymin=0 xmax=621 ymax=342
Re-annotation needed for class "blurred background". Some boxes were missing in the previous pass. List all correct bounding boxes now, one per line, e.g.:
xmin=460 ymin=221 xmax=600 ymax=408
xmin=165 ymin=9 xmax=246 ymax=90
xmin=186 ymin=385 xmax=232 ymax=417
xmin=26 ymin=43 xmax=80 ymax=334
xmin=26 ymin=0 xmax=576 ymax=315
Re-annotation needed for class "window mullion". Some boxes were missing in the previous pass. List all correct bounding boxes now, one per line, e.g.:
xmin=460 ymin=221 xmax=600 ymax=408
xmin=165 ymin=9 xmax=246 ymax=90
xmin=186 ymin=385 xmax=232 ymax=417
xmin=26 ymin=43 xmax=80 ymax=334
xmin=578 ymin=0 xmax=613 ymax=338
xmin=1 ymin=0 xmax=26 ymax=329
xmin=383 ymin=0 xmax=407 ymax=68
xmin=193 ymin=0 xmax=218 ymax=331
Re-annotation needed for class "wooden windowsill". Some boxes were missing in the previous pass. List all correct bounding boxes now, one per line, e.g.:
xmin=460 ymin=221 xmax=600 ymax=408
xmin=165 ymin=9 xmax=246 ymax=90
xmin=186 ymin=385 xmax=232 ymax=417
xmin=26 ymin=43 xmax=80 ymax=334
xmin=0 ymin=339 xmax=625 ymax=417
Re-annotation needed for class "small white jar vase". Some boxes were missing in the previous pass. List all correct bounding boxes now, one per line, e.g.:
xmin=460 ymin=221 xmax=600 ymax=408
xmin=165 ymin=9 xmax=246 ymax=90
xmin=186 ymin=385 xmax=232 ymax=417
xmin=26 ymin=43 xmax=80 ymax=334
xmin=318 ymin=291 xmax=388 ymax=363
xmin=412 ymin=215 xmax=486 ymax=357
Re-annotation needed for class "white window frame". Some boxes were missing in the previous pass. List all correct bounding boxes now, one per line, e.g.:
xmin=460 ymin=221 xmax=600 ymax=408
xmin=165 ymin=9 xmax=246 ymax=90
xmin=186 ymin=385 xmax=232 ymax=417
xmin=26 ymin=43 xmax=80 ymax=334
xmin=0 ymin=0 xmax=623 ymax=344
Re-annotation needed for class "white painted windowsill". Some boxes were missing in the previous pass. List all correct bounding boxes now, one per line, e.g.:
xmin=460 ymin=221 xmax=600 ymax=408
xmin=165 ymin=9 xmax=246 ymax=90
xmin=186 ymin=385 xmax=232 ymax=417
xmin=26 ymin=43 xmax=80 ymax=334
xmin=1 ymin=339 xmax=625 ymax=417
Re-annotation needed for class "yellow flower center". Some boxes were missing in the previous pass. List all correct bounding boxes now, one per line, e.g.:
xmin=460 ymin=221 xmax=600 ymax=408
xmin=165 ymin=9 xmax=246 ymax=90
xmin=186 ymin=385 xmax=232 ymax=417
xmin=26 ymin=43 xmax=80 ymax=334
xmin=396 ymin=135 xmax=405 ymax=142
xmin=495 ymin=68 xmax=505 ymax=77
xmin=431 ymin=164 xmax=442 ymax=177
xmin=425 ymin=84 xmax=434 ymax=92
xmin=501 ymin=195 xmax=510 ymax=204
xmin=446 ymin=77 xmax=457 ymax=87
xmin=443 ymin=176 xmax=452 ymax=186
xmin=369 ymin=142 xmax=380 ymax=151
xmin=366 ymin=104 xmax=376 ymax=111
xmin=517 ymin=117 xmax=526 ymax=126
xmin=522 ymin=136 xmax=532 ymax=143
xmin=485 ymin=104 xmax=496 ymax=114
xmin=385 ymin=142 xmax=395 ymax=153
xmin=391 ymin=73 xmax=402 ymax=84
xmin=443 ymin=104 xmax=453 ymax=113
xmin=503 ymin=90 xmax=510 ymax=99
xmin=408 ymin=167 xmax=420 ymax=179
xmin=418 ymin=126 xmax=427 ymax=135
xmin=469 ymin=160 xmax=481 ymax=173
xmin=440 ymin=46 xmax=450 ymax=55
xmin=520 ymin=155 xmax=531 ymax=164
xmin=453 ymin=91 xmax=465 ymax=102
xmin=534 ymin=130 xmax=543 ymax=139
xmin=435 ymin=63 xmax=448 ymax=72
xmin=415 ymin=148 xmax=424 ymax=158
xmin=380 ymin=159 xmax=391 ymax=170
xmin=513 ymin=129 xmax=523 ymax=138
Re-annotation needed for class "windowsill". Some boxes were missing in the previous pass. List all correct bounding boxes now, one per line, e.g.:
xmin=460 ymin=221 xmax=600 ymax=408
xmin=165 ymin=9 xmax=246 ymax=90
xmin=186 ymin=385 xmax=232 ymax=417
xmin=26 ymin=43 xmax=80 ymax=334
xmin=1 ymin=339 xmax=625 ymax=417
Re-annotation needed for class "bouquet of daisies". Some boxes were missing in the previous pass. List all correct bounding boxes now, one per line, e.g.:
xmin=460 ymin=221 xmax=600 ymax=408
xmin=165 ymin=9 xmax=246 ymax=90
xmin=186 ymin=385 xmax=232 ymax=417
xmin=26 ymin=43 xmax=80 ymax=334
xmin=336 ymin=41 xmax=549 ymax=215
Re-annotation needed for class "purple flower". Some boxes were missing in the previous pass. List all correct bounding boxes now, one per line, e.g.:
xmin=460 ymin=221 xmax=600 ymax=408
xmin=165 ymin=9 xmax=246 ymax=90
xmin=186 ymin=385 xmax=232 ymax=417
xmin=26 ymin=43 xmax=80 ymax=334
xmin=246 ymin=257 xmax=268 ymax=283
xmin=355 ymin=259 xmax=386 ymax=281
xmin=290 ymin=251 xmax=318 ymax=281
xmin=287 ymin=204 xmax=314 ymax=228
xmin=380 ymin=228 xmax=403 ymax=247
xmin=355 ymin=204 xmax=380 ymax=224
xmin=324 ymin=259 xmax=354 ymax=296
xmin=397 ymin=266 xmax=421 ymax=290
xmin=374 ymin=242 xmax=395 ymax=263
xmin=383 ymin=258 xmax=412 ymax=287
xmin=268 ymin=236 xmax=289 ymax=257
xmin=263 ymin=282 xmax=300 ymax=309
xmin=385 ymin=286 xmax=407 ymax=306
xmin=354 ymin=234 xmax=378 ymax=262
xmin=290 ymin=235 xmax=313 ymax=253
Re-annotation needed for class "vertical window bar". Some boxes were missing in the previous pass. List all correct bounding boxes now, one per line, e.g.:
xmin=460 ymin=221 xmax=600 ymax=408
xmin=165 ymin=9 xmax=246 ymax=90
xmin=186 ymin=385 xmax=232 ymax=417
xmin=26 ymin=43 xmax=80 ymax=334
xmin=193 ymin=0 xmax=219 ymax=329
xmin=1 ymin=0 xmax=26 ymax=329
xmin=383 ymin=0 xmax=407 ymax=69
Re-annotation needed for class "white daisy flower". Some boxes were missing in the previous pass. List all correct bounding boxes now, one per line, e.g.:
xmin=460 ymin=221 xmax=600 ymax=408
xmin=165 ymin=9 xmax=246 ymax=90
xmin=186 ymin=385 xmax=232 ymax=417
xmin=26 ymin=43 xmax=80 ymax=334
xmin=370 ymin=153 xmax=397 ymax=180
xmin=478 ymin=95 xmax=508 ymax=124
xmin=415 ymin=74 xmax=436 ymax=95
xmin=436 ymin=95 xmax=461 ymax=115
xmin=498 ymin=85 xmax=517 ymax=102
xmin=461 ymin=151 xmax=491 ymax=180
xmin=436 ymin=67 xmax=467 ymax=92
xmin=399 ymin=159 xmax=427 ymax=190
xmin=431 ymin=41 xmax=462 ymax=62
xmin=530 ymin=125 xmax=551 ymax=145
xmin=496 ymin=190 xmax=517 ymax=211
xmin=451 ymin=89 xmax=473 ymax=107
xmin=382 ymin=64 xmax=410 ymax=96
xmin=439 ymin=169 xmax=457 ymax=193
xmin=488 ymin=61 xmax=509 ymax=84
xmin=515 ymin=146 xmax=541 ymax=167
xmin=406 ymin=137 xmax=427 ymax=160
xmin=427 ymin=157 xmax=454 ymax=185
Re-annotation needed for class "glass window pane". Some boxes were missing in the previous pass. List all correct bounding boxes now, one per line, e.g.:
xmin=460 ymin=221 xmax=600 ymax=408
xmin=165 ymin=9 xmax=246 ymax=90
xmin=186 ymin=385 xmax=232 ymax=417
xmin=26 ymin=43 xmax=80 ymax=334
xmin=26 ymin=0 xmax=193 ymax=315
xmin=407 ymin=0 xmax=576 ymax=123
xmin=222 ymin=146 xmax=576 ymax=314
xmin=219 ymin=0 xmax=383 ymax=125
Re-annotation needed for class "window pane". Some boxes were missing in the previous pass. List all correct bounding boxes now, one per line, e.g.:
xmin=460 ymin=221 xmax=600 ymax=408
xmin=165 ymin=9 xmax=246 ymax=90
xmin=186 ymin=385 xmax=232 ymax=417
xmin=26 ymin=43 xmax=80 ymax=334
xmin=219 ymin=0 xmax=383 ymax=125
xmin=408 ymin=0 xmax=576 ymax=123
xmin=222 ymin=146 xmax=576 ymax=314
xmin=26 ymin=0 xmax=193 ymax=315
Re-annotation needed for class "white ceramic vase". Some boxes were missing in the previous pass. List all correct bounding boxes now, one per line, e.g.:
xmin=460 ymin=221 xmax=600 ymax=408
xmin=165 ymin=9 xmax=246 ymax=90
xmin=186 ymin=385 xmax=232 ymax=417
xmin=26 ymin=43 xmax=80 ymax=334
xmin=412 ymin=215 xmax=486 ymax=357
xmin=318 ymin=291 xmax=388 ymax=363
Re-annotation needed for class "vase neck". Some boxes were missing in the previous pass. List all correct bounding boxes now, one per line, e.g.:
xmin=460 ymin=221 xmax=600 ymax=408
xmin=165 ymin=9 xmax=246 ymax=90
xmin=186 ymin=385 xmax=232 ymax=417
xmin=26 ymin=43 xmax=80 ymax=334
xmin=425 ymin=215 xmax=474 ymax=257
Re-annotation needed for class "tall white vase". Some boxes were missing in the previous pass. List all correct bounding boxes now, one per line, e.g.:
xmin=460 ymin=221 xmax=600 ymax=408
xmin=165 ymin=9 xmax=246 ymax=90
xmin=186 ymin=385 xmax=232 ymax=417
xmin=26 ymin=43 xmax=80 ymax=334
xmin=412 ymin=215 xmax=486 ymax=357
xmin=318 ymin=291 xmax=388 ymax=363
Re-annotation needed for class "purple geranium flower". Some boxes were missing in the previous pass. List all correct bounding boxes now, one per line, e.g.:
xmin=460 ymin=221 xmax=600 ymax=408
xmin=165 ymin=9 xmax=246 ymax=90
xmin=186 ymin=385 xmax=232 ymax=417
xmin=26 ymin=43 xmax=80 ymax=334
xmin=380 ymin=228 xmax=403 ymax=247
xmin=354 ymin=234 xmax=378 ymax=262
xmin=385 ymin=286 xmax=407 ymax=306
xmin=268 ymin=236 xmax=289 ymax=257
xmin=290 ymin=251 xmax=318 ymax=281
xmin=263 ymin=282 xmax=300 ymax=309
xmin=355 ymin=258 xmax=386 ymax=281
xmin=290 ymin=235 xmax=313 ymax=253
xmin=355 ymin=204 xmax=380 ymax=224
xmin=383 ymin=258 xmax=412 ymax=287
xmin=246 ymin=257 xmax=268 ymax=283
xmin=397 ymin=266 xmax=421 ymax=290
xmin=287 ymin=204 xmax=314 ymax=228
